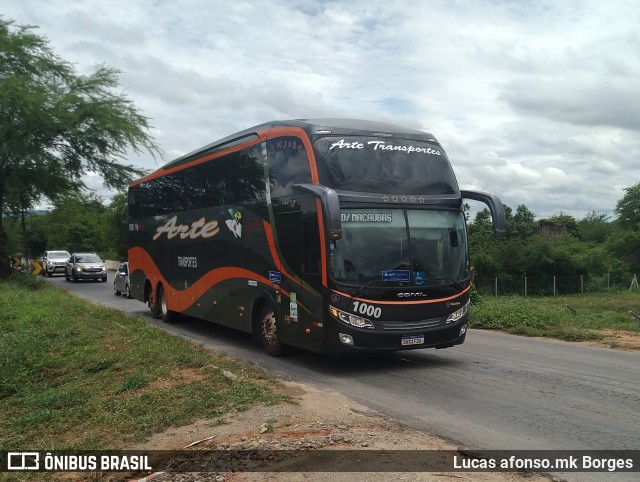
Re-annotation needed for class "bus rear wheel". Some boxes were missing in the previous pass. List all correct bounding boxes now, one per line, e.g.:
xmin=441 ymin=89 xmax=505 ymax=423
xmin=260 ymin=304 xmax=285 ymax=356
xmin=157 ymin=284 xmax=178 ymax=323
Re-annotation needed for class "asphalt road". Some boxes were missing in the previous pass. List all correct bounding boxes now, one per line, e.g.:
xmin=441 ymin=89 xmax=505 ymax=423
xmin=48 ymin=273 xmax=640 ymax=474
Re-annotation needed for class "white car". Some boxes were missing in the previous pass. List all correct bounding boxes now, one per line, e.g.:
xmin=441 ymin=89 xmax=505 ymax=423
xmin=41 ymin=250 xmax=71 ymax=277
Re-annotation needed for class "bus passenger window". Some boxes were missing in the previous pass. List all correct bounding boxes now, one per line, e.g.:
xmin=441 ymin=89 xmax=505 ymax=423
xmin=266 ymin=137 xmax=312 ymax=197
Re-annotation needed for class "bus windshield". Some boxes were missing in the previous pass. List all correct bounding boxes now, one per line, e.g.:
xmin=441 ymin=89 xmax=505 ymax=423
xmin=330 ymin=209 xmax=469 ymax=287
xmin=313 ymin=136 xmax=458 ymax=194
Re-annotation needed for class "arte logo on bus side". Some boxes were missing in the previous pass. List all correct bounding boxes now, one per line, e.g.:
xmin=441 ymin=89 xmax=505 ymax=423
xmin=153 ymin=215 xmax=219 ymax=241
xmin=153 ymin=209 xmax=244 ymax=241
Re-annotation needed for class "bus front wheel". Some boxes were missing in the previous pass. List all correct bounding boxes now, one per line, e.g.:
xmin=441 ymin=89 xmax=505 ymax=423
xmin=260 ymin=304 xmax=285 ymax=356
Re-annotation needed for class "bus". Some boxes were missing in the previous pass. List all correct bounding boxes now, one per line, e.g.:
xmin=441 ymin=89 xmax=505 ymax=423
xmin=128 ymin=119 xmax=506 ymax=355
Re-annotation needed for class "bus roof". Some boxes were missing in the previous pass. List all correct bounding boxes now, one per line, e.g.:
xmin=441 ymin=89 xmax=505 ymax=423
xmin=160 ymin=118 xmax=439 ymax=172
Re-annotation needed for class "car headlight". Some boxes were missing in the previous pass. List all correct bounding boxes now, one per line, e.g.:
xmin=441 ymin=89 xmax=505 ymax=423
xmin=446 ymin=301 xmax=469 ymax=324
xmin=75 ymin=267 xmax=82 ymax=272
xmin=329 ymin=306 xmax=375 ymax=329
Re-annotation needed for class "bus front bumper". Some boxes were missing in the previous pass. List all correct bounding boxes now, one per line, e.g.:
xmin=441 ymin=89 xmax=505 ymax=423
xmin=327 ymin=319 xmax=468 ymax=353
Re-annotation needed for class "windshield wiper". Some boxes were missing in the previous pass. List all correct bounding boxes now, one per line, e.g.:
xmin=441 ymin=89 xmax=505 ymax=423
xmin=347 ymin=278 xmax=381 ymax=299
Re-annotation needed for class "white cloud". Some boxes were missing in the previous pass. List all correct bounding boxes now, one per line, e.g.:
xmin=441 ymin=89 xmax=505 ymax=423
xmin=4 ymin=0 xmax=640 ymax=218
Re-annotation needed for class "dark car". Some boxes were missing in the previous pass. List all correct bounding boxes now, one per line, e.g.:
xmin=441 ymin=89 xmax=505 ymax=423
xmin=113 ymin=262 xmax=132 ymax=298
xmin=65 ymin=252 xmax=107 ymax=282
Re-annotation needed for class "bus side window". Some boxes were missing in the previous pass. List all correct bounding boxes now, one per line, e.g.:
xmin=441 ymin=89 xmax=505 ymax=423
xmin=301 ymin=195 xmax=322 ymax=291
xmin=266 ymin=137 xmax=312 ymax=197
xmin=303 ymin=213 xmax=320 ymax=274
xmin=231 ymin=145 xmax=266 ymax=201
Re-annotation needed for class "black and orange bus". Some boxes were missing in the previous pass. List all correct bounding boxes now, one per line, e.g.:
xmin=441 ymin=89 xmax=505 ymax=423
xmin=128 ymin=119 xmax=505 ymax=355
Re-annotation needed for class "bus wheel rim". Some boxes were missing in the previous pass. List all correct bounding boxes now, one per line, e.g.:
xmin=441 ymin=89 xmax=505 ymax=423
xmin=161 ymin=290 xmax=168 ymax=315
xmin=262 ymin=310 xmax=277 ymax=344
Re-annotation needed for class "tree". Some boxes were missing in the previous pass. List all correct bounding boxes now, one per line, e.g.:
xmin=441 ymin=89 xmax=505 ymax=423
xmin=577 ymin=211 xmax=611 ymax=244
xmin=66 ymin=224 xmax=100 ymax=253
xmin=615 ymin=182 xmax=640 ymax=231
xmin=103 ymin=192 xmax=129 ymax=260
xmin=510 ymin=204 xmax=537 ymax=239
xmin=0 ymin=18 xmax=160 ymax=277
xmin=605 ymin=229 xmax=640 ymax=274
xmin=25 ymin=226 xmax=47 ymax=258
xmin=538 ymin=213 xmax=577 ymax=239
xmin=602 ymin=182 xmax=640 ymax=273
xmin=43 ymin=193 xmax=106 ymax=248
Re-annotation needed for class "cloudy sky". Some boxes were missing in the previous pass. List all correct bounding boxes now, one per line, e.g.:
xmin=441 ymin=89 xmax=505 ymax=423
xmin=5 ymin=0 xmax=639 ymax=220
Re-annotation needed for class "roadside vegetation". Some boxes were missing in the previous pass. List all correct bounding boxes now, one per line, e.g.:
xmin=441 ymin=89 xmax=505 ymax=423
xmin=470 ymin=289 xmax=640 ymax=346
xmin=0 ymin=274 xmax=290 ymax=452
xmin=466 ymin=183 xmax=640 ymax=296
xmin=0 ymin=18 xmax=161 ymax=279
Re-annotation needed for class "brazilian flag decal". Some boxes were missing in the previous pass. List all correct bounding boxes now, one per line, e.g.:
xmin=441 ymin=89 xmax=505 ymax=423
xmin=225 ymin=208 xmax=242 ymax=238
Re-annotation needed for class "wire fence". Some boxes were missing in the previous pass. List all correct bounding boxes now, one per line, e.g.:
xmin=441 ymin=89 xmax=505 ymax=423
xmin=473 ymin=273 xmax=640 ymax=296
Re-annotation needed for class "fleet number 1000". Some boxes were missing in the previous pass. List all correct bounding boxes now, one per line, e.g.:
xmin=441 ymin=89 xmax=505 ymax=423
xmin=352 ymin=301 xmax=382 ymax=319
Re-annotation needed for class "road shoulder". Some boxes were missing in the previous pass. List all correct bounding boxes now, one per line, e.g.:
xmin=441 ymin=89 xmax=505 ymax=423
xmin=131 ymin=381 xmax=551 ymax=482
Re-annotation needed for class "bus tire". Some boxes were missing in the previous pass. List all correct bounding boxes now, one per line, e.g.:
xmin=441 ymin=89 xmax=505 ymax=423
xmin=157 ymin=284 xmax=179 ymax=323
xmin=259 ymin=303 xmax=285 ymax=356
xmin=149 ymin=286 xmax=161 ymax=319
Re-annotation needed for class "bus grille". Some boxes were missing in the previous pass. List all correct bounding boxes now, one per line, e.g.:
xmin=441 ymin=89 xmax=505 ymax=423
xmin=378 ymin=318 xmax=442 ymax=331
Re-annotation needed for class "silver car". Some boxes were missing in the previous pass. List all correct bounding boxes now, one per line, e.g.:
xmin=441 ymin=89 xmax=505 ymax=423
xmin=113 ymin=262 xmax=132 ymax=298
xmin=65 ymin=252 xmax=107 ymax=282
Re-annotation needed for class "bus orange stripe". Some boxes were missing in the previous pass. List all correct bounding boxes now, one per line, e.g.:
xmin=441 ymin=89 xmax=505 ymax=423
xmin=129 ymin=246 xmax=316 ymax=316
xmin=316 ymin=198 xmax=328 ymax=287
xmin=262 ymin=220 xmax=300 ymax=286
xmin=129 ymin=247 xmax=282 ymax=310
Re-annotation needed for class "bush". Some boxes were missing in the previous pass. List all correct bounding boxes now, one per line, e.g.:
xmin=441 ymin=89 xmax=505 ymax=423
xmin=9 ymin=270 xmax=44 ymax=290
xmin=470 ymin=296 xmax=569 ymax=331
xmin=469 ymin=285 xmax=483 ymax=306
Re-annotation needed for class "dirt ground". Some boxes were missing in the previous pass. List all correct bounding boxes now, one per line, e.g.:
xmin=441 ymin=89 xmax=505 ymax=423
xmin=581 ymin=328 xmax=640 ymax=351
xmin=121 ymin=381 xmax=551 ymax=482
xmin=120 ymin=331 xmax=639 ymax=482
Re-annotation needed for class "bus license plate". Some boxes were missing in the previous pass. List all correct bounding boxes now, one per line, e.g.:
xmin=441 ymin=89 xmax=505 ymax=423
xmin=401 ymin=335 xmax=424 ymax=346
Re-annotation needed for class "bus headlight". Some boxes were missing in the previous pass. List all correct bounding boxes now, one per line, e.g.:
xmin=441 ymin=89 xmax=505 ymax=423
xmin=446 ymin=301 xmax=469 ymax=324
xmin=330 ymin=306 xmax=374 ymax=329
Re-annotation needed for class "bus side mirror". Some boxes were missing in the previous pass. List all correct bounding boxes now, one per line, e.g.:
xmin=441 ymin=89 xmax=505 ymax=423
xmin=292 ymin=184 xmax=342 ymax=240
xmin=461 ymin=190 xmax=507 ymax=239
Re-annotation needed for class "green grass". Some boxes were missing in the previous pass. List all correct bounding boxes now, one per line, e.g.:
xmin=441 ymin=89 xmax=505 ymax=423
xmin=470 ymin=290 xmax=640 ymax=342
xmin=0 ymin=273 xmax=290 ymax=452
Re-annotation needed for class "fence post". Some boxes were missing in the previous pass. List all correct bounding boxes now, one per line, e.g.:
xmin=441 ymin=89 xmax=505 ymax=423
xmin=630 ymin=311 xmax=640 ymax=329
xmin=524 ymin=276 xmax=528 ymax=296
xmin=608 ymin=272 xmax=611 ymax=289
xmin=553 ymin=276 xmax=556 ymax=296
xmin=580 ymin=275 xmax=584 ymax=295
xmin=495 ymin=276 xmax=498 ymax=297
